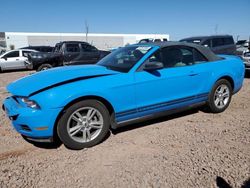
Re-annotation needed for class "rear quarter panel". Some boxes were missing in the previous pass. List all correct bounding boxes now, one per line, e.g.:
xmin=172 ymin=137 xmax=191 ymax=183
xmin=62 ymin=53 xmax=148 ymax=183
xmin=195 ymin=55 xmax=244 ymax=94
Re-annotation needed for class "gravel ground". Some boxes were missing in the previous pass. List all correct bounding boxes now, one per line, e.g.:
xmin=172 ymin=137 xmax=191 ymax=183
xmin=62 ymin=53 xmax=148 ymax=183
xmin=0 ymin=71 xmax=249 ymax=188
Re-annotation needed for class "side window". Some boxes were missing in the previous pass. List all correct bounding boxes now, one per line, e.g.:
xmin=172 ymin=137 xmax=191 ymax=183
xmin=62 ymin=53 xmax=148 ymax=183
xmin=3 ymin=51 xmax=19 ymax=58
xmin=81 ymin=44 xmax=98 ymax=52
xmin=212 ymin=38 xmax=224 ymax=47
xmin=22 ymin=51 xmax=31 ymax=57
xmin=161 ymin=46 xmax=208 ymax=67
xmin=161 ymin=47 xmax=192 ymax=67
xmin=66 ymin=44 xmax=80 ymax=53
xmin=223 ymin=37 xmax=234 ymax=45
xmin=202 ymin=39 xmax=212 ymax=48
xmin=142 ymin=46 xmax=208 ymax=70
xmin=147 ymin=50 xmax=162 ymax=63
xmin=138 ymin=49 xmax=163 ymax=71
xmin=54 ymin=44 xmax=62 ymax=52
xmin=193 ymin=49 xmax=208 ymax=64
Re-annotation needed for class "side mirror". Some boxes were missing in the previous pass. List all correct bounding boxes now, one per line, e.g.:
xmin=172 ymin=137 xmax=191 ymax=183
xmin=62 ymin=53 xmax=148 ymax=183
xmin=3 ymin=56 xmax=7 ymax=60
xmin=144 ymin=61 xmax=164 ymax=71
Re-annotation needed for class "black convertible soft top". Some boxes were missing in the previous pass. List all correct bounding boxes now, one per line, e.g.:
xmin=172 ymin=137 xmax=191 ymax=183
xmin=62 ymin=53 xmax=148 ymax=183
xmin=142 ymin=41 xmax=222 ymax=62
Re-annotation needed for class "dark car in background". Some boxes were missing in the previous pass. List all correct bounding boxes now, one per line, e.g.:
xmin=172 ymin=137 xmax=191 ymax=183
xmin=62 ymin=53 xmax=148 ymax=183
xmin=21 ymin=46 xmax=54 ymax=53
xmin=180 ymin=35 xmax=236 ymax=55
xmin=27 ymin=41 xmax=111 ymax=71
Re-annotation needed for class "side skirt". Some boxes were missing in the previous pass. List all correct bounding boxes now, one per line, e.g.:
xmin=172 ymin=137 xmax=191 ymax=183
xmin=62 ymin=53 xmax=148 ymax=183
xmin=111 ymin=101 xmax=206 ymax=129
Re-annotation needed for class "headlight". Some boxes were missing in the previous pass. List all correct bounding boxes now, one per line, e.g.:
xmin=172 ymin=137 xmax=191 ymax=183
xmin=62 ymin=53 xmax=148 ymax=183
xmin=20 ymin=97 xmax=40 ymax=109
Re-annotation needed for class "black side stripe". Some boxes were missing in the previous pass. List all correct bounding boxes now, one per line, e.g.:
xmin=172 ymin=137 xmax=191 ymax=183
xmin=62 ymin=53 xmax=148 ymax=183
xmin=116 ymin=109 xmax=137 ymax=117
xmin=29 ymin=74 xmax=112 ymax=97
xmin=116 ymin=93 xmax=208 ymax=118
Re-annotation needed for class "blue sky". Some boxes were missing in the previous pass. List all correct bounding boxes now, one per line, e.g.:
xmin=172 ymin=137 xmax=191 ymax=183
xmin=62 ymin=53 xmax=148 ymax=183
xmin=0 ymin=0 xmax=249 ymax=40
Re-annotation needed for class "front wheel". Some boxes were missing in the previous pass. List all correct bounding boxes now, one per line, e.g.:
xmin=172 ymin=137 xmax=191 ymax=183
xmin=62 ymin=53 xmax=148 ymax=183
xmin=206 ymin=79 xmax=232 ymax=113
xmin=37 ymin=64 xmax=53 ymax=71
xmin=57 ymin=100 xmax=110 ymax=150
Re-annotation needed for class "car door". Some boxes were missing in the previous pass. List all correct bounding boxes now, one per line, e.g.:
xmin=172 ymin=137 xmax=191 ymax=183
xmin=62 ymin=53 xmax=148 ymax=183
xmin=211 ymin=38 xmax=225 ymax=54
xmin=19 ymin=50 xmax=31 ymax=69
xmin=63 ymin=43 xmax=81 ymax=65
xmin=1 ymin=50 xmax=21 ymax=70
xmin=80 ymin=43 xmax=100 ymax=64
xmin=134 ymin=46 xmax=208 ymax=117
xmin=223 ymin=37 xmax=236 ymax=55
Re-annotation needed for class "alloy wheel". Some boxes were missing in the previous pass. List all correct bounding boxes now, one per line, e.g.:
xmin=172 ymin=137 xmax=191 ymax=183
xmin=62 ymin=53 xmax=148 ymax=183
xmin=214 ymin=84 xmax=230 ymax=109
xmin=66 ymin=107 xmax=104 ymax=143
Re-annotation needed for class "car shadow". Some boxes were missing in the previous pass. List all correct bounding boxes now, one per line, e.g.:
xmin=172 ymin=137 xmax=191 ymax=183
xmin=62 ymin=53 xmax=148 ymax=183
xmin=112 ymin=108 xmax=200 ymax=135
xmin=216 ymin=176 xmax=232 ymax=188
xmin=31 ymin=141 xmax=62 ymax=149
xmin=25 ymin=130 xmax=112 ymax=150
xmin=216 ymin=176 xmax=250 ymax=188
xmin=23 ymin=134 xmax=62 ymax=149
xmin=242 ymin=178 xmax=250 ymax=188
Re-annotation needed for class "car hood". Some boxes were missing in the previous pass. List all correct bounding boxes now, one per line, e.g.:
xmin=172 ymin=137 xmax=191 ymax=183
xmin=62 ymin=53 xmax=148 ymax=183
xmin=7 ymin=65 xmax=119 ymax=97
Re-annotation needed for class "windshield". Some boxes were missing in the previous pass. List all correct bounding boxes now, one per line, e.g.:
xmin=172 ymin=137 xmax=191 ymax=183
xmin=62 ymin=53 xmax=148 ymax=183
xmin=98 ymin=46 xmax=152 ymax=72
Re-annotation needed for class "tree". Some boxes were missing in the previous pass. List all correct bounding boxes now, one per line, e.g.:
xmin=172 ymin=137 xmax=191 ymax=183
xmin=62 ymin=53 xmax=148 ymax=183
xmin=85 ymin=20 xmax=89 ymax=42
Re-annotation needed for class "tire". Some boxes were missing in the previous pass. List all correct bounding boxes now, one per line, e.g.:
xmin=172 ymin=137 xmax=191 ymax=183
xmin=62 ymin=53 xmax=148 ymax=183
xmin=206 ymin=79 xmax=232 ymax=113
xmin=57 ymin=100 xmax=110 ymax=150
xmin=37 ymin=64 xmax=53 ymax=72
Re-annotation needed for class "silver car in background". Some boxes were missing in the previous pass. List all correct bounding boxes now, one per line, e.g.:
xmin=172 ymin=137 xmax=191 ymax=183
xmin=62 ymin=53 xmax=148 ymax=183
xmin=242 ymin=51 xmax=250 ymax=72
xmin=0 ymin=49 xmax=37 ymax=72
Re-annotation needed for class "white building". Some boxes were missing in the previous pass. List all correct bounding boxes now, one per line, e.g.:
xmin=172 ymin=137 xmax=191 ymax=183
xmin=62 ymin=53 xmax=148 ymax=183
xmin=2 ymin=32 xmax=170 ymax=50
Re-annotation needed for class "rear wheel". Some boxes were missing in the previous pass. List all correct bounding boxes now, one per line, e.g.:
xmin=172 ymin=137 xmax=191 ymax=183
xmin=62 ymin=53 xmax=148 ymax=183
xmin=37 ymin=64 xmax=53 ymax=71
xmin=206 ymin=79 xmax=232 ymax=113
xmin=57 ymin=100 xmax=110 ymax=150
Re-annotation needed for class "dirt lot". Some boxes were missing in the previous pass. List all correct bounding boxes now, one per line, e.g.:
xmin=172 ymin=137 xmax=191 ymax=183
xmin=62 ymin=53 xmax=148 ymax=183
xmin=0 ymin=71 xmax=249 ymax=188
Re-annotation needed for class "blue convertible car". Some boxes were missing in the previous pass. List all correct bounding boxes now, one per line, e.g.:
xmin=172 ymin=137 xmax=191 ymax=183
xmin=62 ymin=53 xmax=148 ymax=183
xmin=3 ymin=42 xmax=245 ymax=149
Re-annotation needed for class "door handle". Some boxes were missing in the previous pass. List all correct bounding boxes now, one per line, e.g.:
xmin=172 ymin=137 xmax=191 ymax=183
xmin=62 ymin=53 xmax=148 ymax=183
xmin=16 ymin=59 xmax=19 ymax=61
